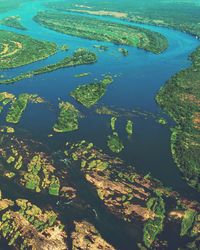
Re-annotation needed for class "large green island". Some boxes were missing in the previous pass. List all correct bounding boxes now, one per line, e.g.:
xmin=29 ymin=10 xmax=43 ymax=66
xmin=33 ymin=11 xmax=168 ymax=54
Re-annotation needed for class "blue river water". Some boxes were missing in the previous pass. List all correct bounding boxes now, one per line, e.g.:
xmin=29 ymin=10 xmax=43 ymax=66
xmin=0 ymin=0 xmax=200 ymax=203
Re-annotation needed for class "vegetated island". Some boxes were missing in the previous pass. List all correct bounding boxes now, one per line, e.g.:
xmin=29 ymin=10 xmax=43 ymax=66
xmin=67 ymin=140 xmax=200 ymax=249
xmin=33 ymin=11 xmax=168 ymax=54
xmin=0 ymin=30 xmax=57 ymax=69
xmin=156 ymin=47 xmax=200 ymax=192
xmin=74 ymin=72 xmax=90 ymax=78
xmin=53 ymin=102 xmax=80 ymax=133
xmin=0 ymin=92 xmax=44 ymax=124
xmin=126 ymin=120 xmax=133 ymax=135
xmin=107 ymin=132 xmax=124 ymax=153
xmin=70 ymin=75 xmax=113 ymax=108
xmin=0 ymin=16 xmax=27 ymax=30
xmin=0 ymin=48 xmax=97 ymax=84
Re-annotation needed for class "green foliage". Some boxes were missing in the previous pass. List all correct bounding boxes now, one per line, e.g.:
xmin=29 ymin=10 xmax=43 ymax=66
xmin=6 ymin=94 xmax=29 ymax=124
xmin=34 ymin=11 xmax=168 ymax=54
xmin=126 ymin=120 xmax=133 ymax=135
xmin=48 ymin=0 xmax=200 ymax=38
xmin=53 ymin=102 xmax=79 ymax=132
xmin=0 ymin=30 xmax=56 ymax=69
xmin=180 ymin=209 xmax=197 ymax=236
xmin=143 ymin=195 xmax=165 ymax=248
xmin=157 ymin=117 xmax=167 ymax=125
xmin=157 ymin=47 xmax=200 ymax=192
xmin=110 ymin=117 xmax=117 ymax=131
xmin=71 ymin=75 xmax=113 ymax=108
xmin=74 ymin=72 xmax=90 ymax=78
xmin=107 ymin=132 xmax=124 ymax=153
xmin=0 ymin=48 xmax=97 ymax=84
xmin=5 ymin=93 xmax=43 ymax=124
xmin=48 ymin=177 xmax=60 ymax=196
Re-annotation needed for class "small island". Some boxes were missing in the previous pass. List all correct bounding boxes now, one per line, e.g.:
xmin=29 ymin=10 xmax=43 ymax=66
xmin=0 ymin=16 xmax=27 ymax=30
xmin=71 ymin=75 xmax=113 ymax=108
xmin=53 ymin=102 xmax=79 ymax=132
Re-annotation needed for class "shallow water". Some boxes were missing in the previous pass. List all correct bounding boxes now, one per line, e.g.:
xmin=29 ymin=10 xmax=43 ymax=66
xmin=0 ymin=2 xmax=200 ymax=248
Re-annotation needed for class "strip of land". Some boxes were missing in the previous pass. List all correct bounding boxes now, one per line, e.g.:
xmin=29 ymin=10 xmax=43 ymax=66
xmin=0 ymin=48 xmax=97 ymax=84
xmin=33 ymin=11 xmax=168 ymax=54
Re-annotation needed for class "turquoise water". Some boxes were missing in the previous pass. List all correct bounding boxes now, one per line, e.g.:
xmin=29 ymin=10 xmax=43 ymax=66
xmin=0 ymin=1 xmax=200 ymax=248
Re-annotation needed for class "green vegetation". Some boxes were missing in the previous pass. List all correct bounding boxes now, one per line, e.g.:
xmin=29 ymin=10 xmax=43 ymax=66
xmin=157 ymin=117 xmax=167 ymax=125
xmin=71 ymin=75 xmax=113 ymax=108
xmin=67 ymin=140 xmax=200 ymax=248
xmin=180 ymin=209 xmax=197 ymax=236
xmin=0 ymin=30 xmax=56 ymax=69
xmin=110 ymin=117 xmax=117 ymax=131
xmin=24 ymin=155 xmax=42 ymax=191
xmin=0 ymin=194 xmax=66 ymax=249
xmin=0 ymin=92 xmax=44 ymax=124
xmin=143 ymin=195 xmax=165 ymax=248
xmin=6 ymin=94 xmax=29 ymax=124
xmin=0 ymin=134 xmax=76 ymax=200
xmin=6 ymin=94 xmax=44 ymax=124
xmin=48 ymin=177 xmax=60 ymax=196
xmin=107 ymin=132 xmax=124 ymax=153
xmin=47 ymin=2 xmax=200 ymax=192
xmin=53 ymin=102 xmax=79 ymax=133
xmin=0 ymin=16 xmax=27 ymax=30
xmin=34 ymin=11 xmax=168 ymax=54
xmin=157 ymin=47 xmax=200 ymax=192
xmin=74 ymin=72 xmax=90 ymax=78
xmin=126 ymin=120 xmax=133 ymax=135
xmin=0 ymin=48 xmax=97 ymax=84
xmin=47 ymin=0 xmax=200 ymax=38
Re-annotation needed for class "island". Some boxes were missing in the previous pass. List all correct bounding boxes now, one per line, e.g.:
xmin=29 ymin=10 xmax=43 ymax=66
xmin=70 ymin=75 xmax=113 ymax=108
xmin=33 ymin=11 xmax=168 ymax=54
xmin=53 ymin=102 xmax=79 ymax=133
xmin=0 ymin=16 xmax=27 ymax=30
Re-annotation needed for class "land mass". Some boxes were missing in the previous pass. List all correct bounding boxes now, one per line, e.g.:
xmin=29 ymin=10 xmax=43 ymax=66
xmin=33 ymin=11 xmax=168 ymax=54
xmin=0 ymin=30 xmax=57 ymax=69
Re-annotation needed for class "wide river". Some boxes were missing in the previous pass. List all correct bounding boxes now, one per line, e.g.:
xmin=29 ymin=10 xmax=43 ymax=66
xmin=0 ymin=1 xmax=200 ymax=248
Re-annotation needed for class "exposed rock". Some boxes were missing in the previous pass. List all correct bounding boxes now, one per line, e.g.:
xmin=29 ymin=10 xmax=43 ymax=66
xmin=72 ymin=220 xmax=115 ymax=250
